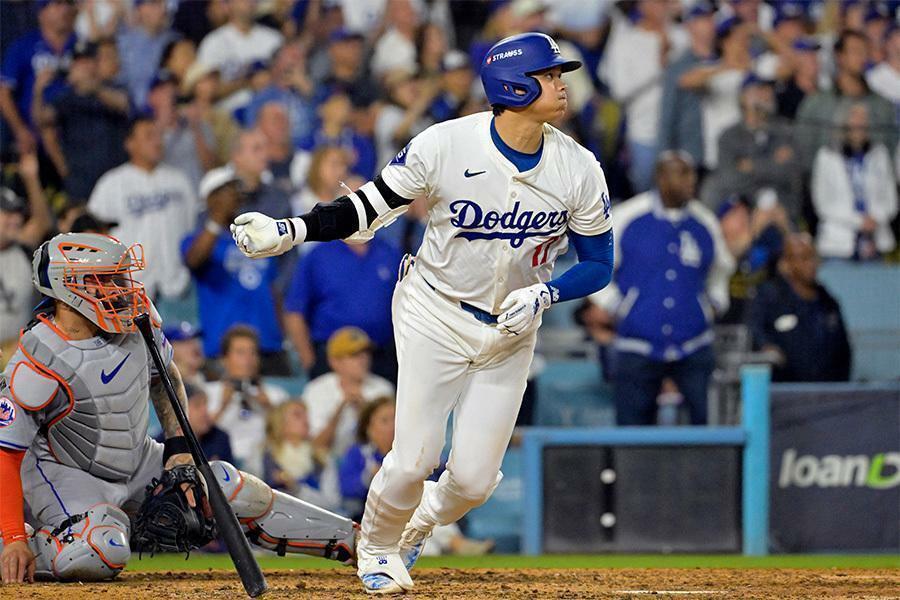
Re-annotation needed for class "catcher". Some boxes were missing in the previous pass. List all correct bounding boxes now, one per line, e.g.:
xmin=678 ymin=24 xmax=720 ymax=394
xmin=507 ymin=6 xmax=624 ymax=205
xmin=0 ymin=232 xmax=355 ymax=584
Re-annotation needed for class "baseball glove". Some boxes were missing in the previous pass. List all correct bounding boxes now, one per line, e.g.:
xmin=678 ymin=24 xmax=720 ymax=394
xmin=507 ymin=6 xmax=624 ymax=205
xmin=131 ymin=464 xmax=216 ymax=555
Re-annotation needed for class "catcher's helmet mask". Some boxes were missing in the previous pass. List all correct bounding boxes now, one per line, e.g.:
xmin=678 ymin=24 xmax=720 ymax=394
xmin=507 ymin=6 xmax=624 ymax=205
xmin=480 ymin=32 xmax=582 ymax=109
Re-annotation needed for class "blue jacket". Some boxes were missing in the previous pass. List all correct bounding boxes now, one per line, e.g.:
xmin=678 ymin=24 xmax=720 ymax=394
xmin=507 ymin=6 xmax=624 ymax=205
xmin=596 ymin=192 xmax=734 ymax=362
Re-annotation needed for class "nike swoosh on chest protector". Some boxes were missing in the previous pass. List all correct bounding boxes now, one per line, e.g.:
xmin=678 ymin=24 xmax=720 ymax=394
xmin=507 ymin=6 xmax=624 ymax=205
xmin=100 ymin=353 xmax=131 ymax=384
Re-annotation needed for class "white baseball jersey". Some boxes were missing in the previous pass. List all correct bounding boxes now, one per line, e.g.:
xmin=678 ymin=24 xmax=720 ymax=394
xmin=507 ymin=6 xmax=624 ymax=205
xmin=380 ymin=111 xmax=613 ymax=314
xmin=88 ymin=163 xmax=198 ymax=299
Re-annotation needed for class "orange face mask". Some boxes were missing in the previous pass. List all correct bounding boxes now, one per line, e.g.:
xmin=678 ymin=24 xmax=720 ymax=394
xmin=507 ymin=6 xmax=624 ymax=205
xmin=57 ymin=241 xmax=151 ymax=334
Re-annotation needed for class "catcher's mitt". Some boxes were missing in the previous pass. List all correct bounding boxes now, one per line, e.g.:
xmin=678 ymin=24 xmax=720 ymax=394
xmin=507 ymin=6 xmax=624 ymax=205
xmin=132 ymin=464 xmax=216 ymax=555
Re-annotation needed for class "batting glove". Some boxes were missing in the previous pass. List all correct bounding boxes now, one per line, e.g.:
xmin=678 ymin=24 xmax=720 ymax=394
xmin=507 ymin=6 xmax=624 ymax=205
xmin=230 ymin=212 xmax=306 ymax=258
xmin=497 ymin=283 xmax=553 ymax=337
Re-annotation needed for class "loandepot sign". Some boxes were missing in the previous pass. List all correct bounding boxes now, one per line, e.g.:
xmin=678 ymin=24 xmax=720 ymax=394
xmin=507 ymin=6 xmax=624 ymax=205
xmin=778 ymin=449 xmax=900 ymax=489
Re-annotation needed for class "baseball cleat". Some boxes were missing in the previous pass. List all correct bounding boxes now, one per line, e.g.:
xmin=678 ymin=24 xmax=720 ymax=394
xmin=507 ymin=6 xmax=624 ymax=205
xmin=399 ymin=524 xmax=432 ymax=571
xmin=357 ymin=551 xmax=414 ymax=595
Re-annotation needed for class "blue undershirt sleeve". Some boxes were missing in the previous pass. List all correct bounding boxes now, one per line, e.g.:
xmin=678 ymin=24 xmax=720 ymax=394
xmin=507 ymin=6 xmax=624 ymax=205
xmin=546 ymin=230 xmax=614 ymax=303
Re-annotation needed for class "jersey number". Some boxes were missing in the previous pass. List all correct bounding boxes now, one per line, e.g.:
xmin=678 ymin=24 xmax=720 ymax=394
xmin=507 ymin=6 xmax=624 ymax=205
xmin=532 ymin=236 xmax=561 ymax=267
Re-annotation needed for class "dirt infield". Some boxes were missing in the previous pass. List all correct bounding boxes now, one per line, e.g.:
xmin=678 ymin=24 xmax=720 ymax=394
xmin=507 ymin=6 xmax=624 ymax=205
xmin=3 ymin=568 xmax=898 ymax=599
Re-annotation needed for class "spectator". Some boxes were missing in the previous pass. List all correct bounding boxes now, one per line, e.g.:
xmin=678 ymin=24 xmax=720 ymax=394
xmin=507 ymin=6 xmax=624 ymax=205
xmin=116 ymin=0 xmax=179 ymax=108
xmin=317 ymin=29 xmax=375 ymax=108
xmin=754 ymin=1 xmax=809 ymax=83
xmin=775 ymin=38 xmax=821 ymax=120
xmin=96 ymin=36 xmax=124 ymax=86
xmin=303 ymin=327 xmax=395 ymax=459
xmin=428 ymin=50 xmax=479 ymax=123
xmin=182 ymin=167 xmax=288 ymax=374
xmin=717 ymin=193 xmax=788 ymax=324
xmin=32 ymin=40 xmax=130 ymax=203
xmin=263 ymin=400 xmax=340 ymax=511
xmin=0 ymin=153 xmax=52 ymax=368
xmin=338 ymin=396 xmax=395 ymax=521
xmin=370 ymin=0 xmax=421 ymax=79
xmin=230 ymin=127 xmax=293 ymax=221
xmin=747 ymin=233 xmax=851 ymax=382
xmin=680 ymin=17 xmax=754 ymax=170
xmin=204 ymin=325 xmax=288 ymax=476
xmin=795 ymin=30 xmax=898 ymax=169
xmin=196 ymin=0 xmax=284 ymax=110
xmin=866 ymin=25 xmax=900 ymax=105
xmin=284 ymin=227 xmax=402 ymax=380
xmin=600 ymin=0 xmax=687 ymax=192
xmin=158 ymin=36 xmax=197 ymax=87
xmin=146 ymin=69 xmax=217 ymax=191
xmin=374 ymin=69 xmax=437 ymax=170
xmin=88 ymin=115 xmax=197 ymax=300
xmin=185 ymin=381 xmax=235 ymax=464
xmin=244 ymin=40 xmax=316 ymax=148
xmin=74 ymin=0 xmax=125 ymax=43
xmin=303 ymin=91 xmax=377 ymax=181
xmin=256 ymin=101 xmax=310 ymax=199
xmin=0 ymin=0 xmax=77 ymax=156
xmin=703 ymin=75 xmax=800 ymax=220
xmin=291 ymin=144 xmax=350 ymax=216
xmin=415 ymin=21 xmax=449 ymax=79
xmin=811 ymin=102 xmax=898 ymax=261
xmin=863 ymin=4 xmax=891 ymax=65
xmin=181 ymin=61 xmax=239 ymax=164
xmin=590 ymin=151 xmax=734 ymax=425
xmin=164 ymin=321 xmax=207 ymax=387
xmin=658 ymin=1 xmax=716 ymax=168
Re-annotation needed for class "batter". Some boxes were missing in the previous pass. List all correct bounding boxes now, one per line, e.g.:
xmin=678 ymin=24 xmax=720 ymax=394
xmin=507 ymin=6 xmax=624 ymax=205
xmin=231 ymin=32 xmax=615 ymax=594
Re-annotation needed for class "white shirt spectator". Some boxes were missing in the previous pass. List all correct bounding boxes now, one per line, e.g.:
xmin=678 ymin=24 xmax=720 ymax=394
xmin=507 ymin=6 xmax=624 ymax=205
xmin=701 ymin=69 xmax=745 ymax=169
xmin=0 ymin=245 xmax=34 ymax=344
xmin=811 ymin=143 xmax=898 ymax=258
xmin=88 ymin=163 xmax=197 ymax=298
xmin=339 ymin=0 xmax=387 ymax=33
xmin=599 ymin=14 xmax=687 ymax=146
xmin=371 ymin=28 xmax=417 ymax=78
xmin=204 ymin=380 xmax=288 ymax=476
xmin=196 ymin=22 xmax=283 ymax=108
xmin=866 ymin=62 xmax=900 ymax=104
xmin=303 ymin=372 xmax=395 ymax=459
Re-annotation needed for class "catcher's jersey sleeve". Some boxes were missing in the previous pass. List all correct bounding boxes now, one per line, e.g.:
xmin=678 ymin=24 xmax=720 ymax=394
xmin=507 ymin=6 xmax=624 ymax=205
xmin=0 ymin=370 xmax=41 ymax=452
xmin=379 ymin=124 xmax=442 ymax=200
xmin=567 ymin=153 xmax=613 ymax=237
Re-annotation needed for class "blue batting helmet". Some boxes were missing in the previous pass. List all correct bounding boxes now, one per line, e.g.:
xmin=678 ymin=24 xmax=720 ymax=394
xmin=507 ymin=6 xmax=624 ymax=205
xmin=480 ymin=32 xmax=582 ymax=108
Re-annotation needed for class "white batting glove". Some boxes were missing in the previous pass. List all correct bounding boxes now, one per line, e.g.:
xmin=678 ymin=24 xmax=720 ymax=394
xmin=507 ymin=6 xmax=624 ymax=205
xmin=230 ymin=212 xmax=305 ymax=258
xmin=497 ymin=283 xmax=553 ymax=337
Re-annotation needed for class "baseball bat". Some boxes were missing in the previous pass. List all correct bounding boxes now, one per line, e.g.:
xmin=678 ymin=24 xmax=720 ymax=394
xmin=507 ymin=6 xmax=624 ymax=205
xmin=135 ymin=313 xmax=268 ymax=598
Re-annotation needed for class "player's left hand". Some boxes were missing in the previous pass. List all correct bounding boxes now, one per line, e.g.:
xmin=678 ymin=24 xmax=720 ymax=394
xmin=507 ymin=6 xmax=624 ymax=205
xmin=497 ymin=283 xmax=552 ymax=337
xmin=231 ymin=212 xmax=297 ymax=258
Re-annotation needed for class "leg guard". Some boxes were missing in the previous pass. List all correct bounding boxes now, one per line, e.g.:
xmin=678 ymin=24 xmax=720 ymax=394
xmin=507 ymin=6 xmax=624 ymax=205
xmin=31 ymin=503 xmax=130 ymax=581
xmin=211 ymin=460 xmax=357 ymax=563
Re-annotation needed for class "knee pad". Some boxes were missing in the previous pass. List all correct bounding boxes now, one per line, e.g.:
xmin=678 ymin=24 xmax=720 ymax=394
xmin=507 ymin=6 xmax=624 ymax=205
xmin=33 ymin=504 xmax=131 ymax=581
xmin=211 ymin=460 xmax=356 ymax=563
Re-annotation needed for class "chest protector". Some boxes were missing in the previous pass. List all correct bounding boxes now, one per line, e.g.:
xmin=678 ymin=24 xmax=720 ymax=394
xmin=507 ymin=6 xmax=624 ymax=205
xmin=17 ymin=322 xmax=151 ymax=482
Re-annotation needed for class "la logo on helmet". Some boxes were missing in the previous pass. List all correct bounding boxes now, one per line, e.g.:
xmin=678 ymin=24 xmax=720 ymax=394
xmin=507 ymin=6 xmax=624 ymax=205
xmin=546 ymin=37 xmax=560 ymax=55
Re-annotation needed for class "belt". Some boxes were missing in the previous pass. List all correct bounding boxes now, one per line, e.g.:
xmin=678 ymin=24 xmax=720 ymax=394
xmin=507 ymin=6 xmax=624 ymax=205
xmin=421 ymin=277 xmax=499 ymax=325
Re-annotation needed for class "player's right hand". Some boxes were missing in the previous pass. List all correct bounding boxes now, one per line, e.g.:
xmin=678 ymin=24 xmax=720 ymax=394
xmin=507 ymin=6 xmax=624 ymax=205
xmin=230 ymin=212 xmax=297 ymax=258
xmin=1 ymin=540 xmax=35 ymax=584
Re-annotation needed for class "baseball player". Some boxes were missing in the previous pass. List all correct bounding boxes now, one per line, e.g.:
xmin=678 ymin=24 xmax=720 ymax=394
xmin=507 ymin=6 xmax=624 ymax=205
xmin=0 ymin=232 xmax=355 ymax=585
xmin=231 ymin=32 xmax=615 ymax=594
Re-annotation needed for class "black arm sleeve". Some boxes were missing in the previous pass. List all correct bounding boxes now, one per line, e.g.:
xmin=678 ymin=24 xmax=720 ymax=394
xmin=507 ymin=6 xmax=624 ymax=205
xmin=298 ymin=175 xmax=414 ymax=242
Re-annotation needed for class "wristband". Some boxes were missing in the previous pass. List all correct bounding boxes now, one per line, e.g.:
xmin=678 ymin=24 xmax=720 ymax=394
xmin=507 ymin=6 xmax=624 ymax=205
xmin=205 ymin=219 xmax=225 ymax=235
xmin=163 ymin=435 xmax=190 ymax=462
xmin=288 ymin=217 xmax=307 ymax=244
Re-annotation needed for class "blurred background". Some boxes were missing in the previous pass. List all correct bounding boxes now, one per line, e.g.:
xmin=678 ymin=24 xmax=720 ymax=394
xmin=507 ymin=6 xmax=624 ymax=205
xmin=0 ymin=0 xmax=898 ymax=558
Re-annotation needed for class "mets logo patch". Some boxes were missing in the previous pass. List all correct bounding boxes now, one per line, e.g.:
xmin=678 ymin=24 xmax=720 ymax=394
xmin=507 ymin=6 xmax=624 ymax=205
xmin=0 ymin=397 xmax=16 ymax=427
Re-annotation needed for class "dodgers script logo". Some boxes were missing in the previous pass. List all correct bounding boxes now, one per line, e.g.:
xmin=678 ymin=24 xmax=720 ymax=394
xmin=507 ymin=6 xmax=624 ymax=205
xmin=0 ymin=397 xmax=16 ymax=428
xmin=449 ymin=200 xmax=568 ymax=248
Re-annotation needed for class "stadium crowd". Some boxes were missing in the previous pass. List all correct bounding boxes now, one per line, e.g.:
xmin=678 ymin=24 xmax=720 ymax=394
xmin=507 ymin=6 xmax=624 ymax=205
xmin=0 ymin=0 xmax=898 ymax=538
